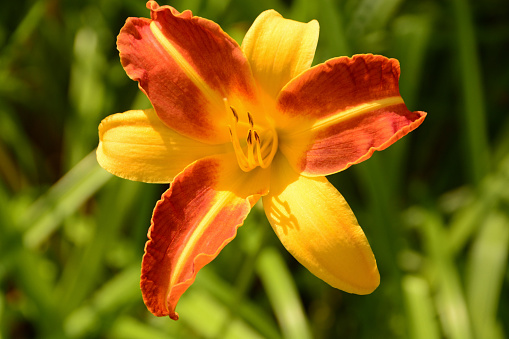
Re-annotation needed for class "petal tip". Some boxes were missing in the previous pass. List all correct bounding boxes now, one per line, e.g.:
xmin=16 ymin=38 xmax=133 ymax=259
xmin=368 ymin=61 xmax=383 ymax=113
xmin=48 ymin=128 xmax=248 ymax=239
xmin=146 ymin=0 xmax=158 ymax=10
xmin=355 ymin=269 xmax=380 ymax=295
xmin=327 ymin=261 xmax=380 ymax=295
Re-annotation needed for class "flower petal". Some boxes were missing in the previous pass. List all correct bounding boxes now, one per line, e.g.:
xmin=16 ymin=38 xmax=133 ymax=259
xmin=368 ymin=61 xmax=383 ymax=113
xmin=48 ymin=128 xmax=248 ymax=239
xmin=275 ymin=54 xmax=426 ymax=176
xmin=241 ymin=10 xmax=319 ymax=100
xmin=141 ymin=153 xmax=269 ymax=319
xmin=118 ymin=1 xmax=258 ymax=144
xmin=97 ymin=109 xmax=227 ymax=183
xmin=263 ymin=154 xmax=379 ymax=294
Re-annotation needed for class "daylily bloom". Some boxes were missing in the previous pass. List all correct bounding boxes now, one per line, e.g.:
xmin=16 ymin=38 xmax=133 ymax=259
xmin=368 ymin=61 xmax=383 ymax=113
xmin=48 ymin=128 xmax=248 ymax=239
xmin=97 ymin=1 xmax=426 ymax=320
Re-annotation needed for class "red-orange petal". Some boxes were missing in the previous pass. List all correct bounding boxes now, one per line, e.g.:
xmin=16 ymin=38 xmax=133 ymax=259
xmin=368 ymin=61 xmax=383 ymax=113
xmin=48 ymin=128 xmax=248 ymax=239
xmin=141 ymin=154 xmax=269 ymax=319
xmin=118 ymin=1 xmax=257 ymax=144
xmin=275 ymin=54 xmax=426 ymax=176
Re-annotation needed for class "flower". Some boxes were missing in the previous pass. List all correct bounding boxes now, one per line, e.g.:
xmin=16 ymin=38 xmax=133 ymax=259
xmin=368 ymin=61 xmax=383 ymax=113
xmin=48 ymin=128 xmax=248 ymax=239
xmin=97 ymin=1 xmax=426 ymax=320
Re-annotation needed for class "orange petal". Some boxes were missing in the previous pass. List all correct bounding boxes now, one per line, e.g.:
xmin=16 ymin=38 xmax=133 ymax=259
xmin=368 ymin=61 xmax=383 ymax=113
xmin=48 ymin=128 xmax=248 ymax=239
xmin=275 ymin=54 xmax=426 ymax=176
xmin=118 ymin=1 xmax=258 ymax=144
xmin=97 ymin=109 xmax=228 ymax=183
xmin=141 ymin=153 xmax=269 ymax=319
xmin=263 ymin=154 xmax=379 ymax=294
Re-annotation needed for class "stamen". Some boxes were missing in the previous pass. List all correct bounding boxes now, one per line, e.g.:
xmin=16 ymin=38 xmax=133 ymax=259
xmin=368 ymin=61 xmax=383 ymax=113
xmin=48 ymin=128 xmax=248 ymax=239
xmin=223 ymin=97 xmax=278 ymax=171
xmin=224 ymin=97 xmax=250 ymax=172
xmin=231 ymin=106 xmax=239 ymax=122
xmin=228 ymin=126 xmax=250 ymax=172
xmin=256 ymin=129 xmax=278 ymax=169
xmin=247 ymin=112 xmax=254 ymax=128
xmin=246 ymin=129 xmax=253 ymax=145
xmin=255 ymin=133 xmax=266 ymax=168
xmin=246 ymin=130 xmax=256 ymax=166
xmin=253 ymin=131 xmax=260 ymax=143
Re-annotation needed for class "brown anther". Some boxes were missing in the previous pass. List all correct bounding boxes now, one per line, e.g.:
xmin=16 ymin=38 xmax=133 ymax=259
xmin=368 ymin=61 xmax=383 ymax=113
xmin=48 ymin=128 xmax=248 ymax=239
xmin=247 ymin=112 xmax=254 ymax=127
xmin=230 ymin=106 xmax=239 ymax=122
xmin=247 ymin=129 xmax=253 ymax=144
xmin=254 ymin=131 xmax=261 ymax=143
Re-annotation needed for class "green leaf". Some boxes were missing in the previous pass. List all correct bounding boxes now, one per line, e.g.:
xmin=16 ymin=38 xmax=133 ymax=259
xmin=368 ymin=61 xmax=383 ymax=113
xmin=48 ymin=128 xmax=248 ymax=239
xmin=20 ymin=151 xmax=111 ymax=248
xmin=108 ymin=316 xmax=179 ymax=339
xmin=64 ymin=264 xmax=141 ymax=337
xmin=421 ymin=211 xmax=473 ymax=339
xmin=194 ymin=267 xmax=282 ymax=339
xmin=55 ymin=178 xmax=147 ymax=314
xmin=346 ymin=0 xmax=404 ymax=41
xmin=449 ymin=0 xmax=490 ymax=183
xmin=256 ymin=247 xmax=312 ymax=339
xmin=402 ymin=275 xmax=440 ymax=339
xmin=466 ymin=210 xmax=509 ymax=339
xmin=449 ymin=155 xmax=509 ymax=254
xmin=178 ymin=289 xmax=266 ymax=339
xmin=314 ymin=0 xmax=350 ymax=60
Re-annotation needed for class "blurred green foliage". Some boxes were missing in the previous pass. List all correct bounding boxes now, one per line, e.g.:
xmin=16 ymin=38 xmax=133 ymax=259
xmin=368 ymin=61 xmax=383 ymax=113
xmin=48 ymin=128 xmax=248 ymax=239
xmin=1 ymin=0 xmax=508 ymax=338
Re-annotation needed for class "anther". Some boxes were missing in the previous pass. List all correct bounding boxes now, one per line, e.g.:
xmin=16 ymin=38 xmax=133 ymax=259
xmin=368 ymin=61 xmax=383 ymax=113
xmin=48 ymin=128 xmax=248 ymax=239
xmin=247 ymin=130 xmax=253 ymax=145
xmin=245 ymin=130 xmax=255 ymax=166
xmin=230 ymin=106 xmax=239 ymax=122
xmin=247 ymin=112 xmax=254 ymax=128
xmin=223 ymin=97 xmax=278 ymax=171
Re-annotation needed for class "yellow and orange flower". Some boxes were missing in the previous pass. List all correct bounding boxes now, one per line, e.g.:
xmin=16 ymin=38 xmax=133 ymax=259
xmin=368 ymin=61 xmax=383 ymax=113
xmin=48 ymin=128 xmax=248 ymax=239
xmin=97 ymin=1 xmax=426 ymax=320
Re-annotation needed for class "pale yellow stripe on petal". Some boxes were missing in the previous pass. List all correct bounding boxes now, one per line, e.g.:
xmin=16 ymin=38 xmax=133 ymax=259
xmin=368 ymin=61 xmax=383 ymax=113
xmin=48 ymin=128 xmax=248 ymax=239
xmin=286 ymin=96 xmax=404 ymax=137
xmin=168 ymin=191 xmax=234 ymax=290
xmin=314 ymin=96 xmax=404 ymax=129
xmin=149 ymin=21 xmax=224 ymax=110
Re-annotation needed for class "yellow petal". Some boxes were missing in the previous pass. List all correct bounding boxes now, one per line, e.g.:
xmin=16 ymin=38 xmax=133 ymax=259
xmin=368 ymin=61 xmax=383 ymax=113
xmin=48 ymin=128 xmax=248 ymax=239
xmin=97 ymin=109 xmax=228 ymax=183
xmin=263 ymin=154 xmax=379 ymax=294
xmin=241 ymin=10 xmax=319 ymax=100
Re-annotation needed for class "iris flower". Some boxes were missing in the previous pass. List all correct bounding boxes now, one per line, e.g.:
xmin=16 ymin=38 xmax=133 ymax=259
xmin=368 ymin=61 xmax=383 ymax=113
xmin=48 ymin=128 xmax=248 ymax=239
xmin=97 ymin=1 xmax=426 ymax=320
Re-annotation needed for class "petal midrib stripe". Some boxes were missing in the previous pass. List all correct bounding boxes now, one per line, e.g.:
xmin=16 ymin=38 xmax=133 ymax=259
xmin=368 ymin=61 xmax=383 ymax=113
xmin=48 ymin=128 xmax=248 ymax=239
xmin=285 ymin=96 xmax=404 ymax=136
xmin=149 ymin=21 xmax=224 ymax=110
xmin=167 ymin=191 xmax=234 ymax=293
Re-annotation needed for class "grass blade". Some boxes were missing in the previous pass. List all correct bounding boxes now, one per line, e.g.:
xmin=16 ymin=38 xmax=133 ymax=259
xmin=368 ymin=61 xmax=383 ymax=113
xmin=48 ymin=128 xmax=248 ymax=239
xmin=450 ymin=0 xmax=490 ymax=183
xmin=402 ymin=275 xmax=440 ymax=339
xmin=422 ymin=211 xmax=473 ymax=339
xmin=466 ymin=210 xmax=509 ymax=339
xmin=20 ymin=151 xmax=111 ymax=248
xmin=256 ymin=247 xmax=312 ymax=339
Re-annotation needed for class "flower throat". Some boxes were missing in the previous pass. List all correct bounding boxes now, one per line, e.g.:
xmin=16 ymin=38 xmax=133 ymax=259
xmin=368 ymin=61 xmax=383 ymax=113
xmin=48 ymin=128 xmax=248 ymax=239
xmin=224 ymin=99 xmax=278 ymax=172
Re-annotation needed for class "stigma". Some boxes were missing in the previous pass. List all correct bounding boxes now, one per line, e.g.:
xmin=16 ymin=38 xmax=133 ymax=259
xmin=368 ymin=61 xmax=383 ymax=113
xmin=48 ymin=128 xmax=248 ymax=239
xmin=224 ymin=98 xmax=278 ymax=172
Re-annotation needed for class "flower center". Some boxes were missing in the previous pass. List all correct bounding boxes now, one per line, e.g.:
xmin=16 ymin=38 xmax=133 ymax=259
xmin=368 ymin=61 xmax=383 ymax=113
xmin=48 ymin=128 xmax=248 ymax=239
xmin=224 ymin=98 xmax=278 ymax=172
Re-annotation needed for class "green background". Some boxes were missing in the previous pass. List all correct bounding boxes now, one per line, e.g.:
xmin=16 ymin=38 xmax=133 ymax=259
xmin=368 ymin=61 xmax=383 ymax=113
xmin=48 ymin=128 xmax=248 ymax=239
xmin=1 ymin=0 xmax=508 ymax=338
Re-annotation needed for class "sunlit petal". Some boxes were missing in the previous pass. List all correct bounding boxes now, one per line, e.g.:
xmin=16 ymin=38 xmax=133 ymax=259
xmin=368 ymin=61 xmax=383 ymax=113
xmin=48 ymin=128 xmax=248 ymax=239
xmin=275 ymin=54 xmax=426 ymax=176
xmin=263 ymin=154 xmax=380 ymax=294
xmin=141 ymin=153 xmax=269 ymax=319
xmin=242 ymin=10 xmax=319 ymax=100
xmin=97 ymin=109 xmax=228 ymax=183
xmin=118 ymin=1 xmax=258 ymax=144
